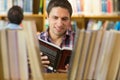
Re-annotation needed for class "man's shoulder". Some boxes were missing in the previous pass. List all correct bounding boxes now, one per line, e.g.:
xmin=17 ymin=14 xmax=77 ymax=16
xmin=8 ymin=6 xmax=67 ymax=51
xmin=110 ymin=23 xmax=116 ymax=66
xmin=39 ymin=31 xmax=47 ymax=37
xmin=6 ymin=23 xmax=22 ymax=30
xmin=66 ymin=29 xmax=75 ymax=37
xmin=38 ymin=31 xmax=48 ymax=41
xmin=40 ymin=31 xmax=46 ymax=35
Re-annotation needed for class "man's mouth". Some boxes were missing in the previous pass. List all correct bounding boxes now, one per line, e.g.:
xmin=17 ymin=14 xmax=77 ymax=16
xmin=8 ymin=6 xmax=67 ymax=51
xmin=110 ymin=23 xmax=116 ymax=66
xmin=55 ymin=27 xmax=62 ymax=32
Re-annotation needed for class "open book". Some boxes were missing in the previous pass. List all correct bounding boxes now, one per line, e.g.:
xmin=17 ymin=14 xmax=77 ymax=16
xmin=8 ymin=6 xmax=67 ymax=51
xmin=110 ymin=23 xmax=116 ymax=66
xmin=39 ymin=39 xmax=72 ymax=72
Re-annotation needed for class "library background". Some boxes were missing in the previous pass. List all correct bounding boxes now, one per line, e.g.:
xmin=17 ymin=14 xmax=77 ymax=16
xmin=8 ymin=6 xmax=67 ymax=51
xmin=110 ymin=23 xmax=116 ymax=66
xmin=0 ymin=0 xmax=120 ymax=80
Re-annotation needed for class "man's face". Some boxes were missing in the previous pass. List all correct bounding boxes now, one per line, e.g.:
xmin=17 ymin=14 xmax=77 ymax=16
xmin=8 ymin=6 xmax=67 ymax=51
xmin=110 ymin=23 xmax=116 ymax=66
xmin=48 ymin=7 xmax=71 ymax=37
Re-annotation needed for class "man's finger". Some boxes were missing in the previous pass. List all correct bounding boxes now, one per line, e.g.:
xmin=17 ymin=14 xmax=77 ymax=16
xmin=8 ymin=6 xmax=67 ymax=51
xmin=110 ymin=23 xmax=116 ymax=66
xmin=42 ymin=61 xmax=50 ymax=64
xmin=41 ymin=56 xmax=48 ymax=60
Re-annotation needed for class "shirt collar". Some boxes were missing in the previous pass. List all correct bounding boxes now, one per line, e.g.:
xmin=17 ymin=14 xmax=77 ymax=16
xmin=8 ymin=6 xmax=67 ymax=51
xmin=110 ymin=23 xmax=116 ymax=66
xmin=6 ymin=23 xmax=22 ymax=30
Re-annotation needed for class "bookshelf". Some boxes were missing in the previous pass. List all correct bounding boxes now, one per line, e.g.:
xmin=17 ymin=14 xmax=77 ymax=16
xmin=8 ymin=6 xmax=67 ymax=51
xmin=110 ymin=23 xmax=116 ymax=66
xmin=83 ymin=15 xmax=120 ymax=29
xmin=0 ymin=0 xmax=84 ymax=32
xmin=1 ymin=0 xmax=120 ymax=30
xmin=44 ymin=73 xmax=67 ymax=80
xmin=1 ymin=0 xmax=120 ymax=32
xmin=0 ymin=14 xmax=44 ymax=32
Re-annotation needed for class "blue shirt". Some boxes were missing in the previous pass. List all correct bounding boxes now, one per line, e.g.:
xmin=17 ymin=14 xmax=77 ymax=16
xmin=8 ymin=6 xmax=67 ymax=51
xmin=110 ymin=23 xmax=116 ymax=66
xmin=5 ymin=23 xmax=22 ymax=30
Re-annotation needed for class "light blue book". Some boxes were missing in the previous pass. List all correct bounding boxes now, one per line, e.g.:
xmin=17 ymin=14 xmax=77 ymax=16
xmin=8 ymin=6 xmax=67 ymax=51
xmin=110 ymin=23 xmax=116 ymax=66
xmin=97 ymin=20 xmax=102 ymax=30
xmin=71 ymin=21 xmax=77 ymax=32
xmin=23 ymin=0 xmax=33 ymax=14
xmin=101 ymin=0 xmax=107 ymax=13
xmin=114 ymin=21 xmax=120 ymax=31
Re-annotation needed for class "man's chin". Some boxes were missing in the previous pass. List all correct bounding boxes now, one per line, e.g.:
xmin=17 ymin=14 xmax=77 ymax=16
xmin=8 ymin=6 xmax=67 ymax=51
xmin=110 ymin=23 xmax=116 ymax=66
xmin=54 ymin=32 xmax=63 ymax=36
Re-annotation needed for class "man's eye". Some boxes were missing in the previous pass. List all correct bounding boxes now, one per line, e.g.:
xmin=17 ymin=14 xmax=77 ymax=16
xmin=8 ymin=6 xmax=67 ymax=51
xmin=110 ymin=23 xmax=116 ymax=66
xmin=53 ymin=17 xmax=58 ymax=19
xmin=62 ymin=18 xmax=69 ymax=21
xmin=62 ymin=18 xmax=68 ymax=21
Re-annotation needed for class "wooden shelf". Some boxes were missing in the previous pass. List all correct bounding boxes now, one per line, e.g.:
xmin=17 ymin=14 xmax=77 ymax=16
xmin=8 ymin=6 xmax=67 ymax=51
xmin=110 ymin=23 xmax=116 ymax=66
xmin=84 ymin=15 xmax=120 ymax=20
xmin=44 ymin=73 xmax=67 ymax=80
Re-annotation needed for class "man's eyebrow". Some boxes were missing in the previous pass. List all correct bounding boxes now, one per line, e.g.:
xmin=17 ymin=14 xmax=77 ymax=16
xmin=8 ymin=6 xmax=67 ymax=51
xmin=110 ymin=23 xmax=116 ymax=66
xmin=62 ymin=17 xmax=69 ymax=19
xmin=52 ymin=15 xmax=58 ymax=18
xmin=51 ymin=15 xmax=70 ymax=19
xmin=62 ymin=17 xmax=70 ymax=20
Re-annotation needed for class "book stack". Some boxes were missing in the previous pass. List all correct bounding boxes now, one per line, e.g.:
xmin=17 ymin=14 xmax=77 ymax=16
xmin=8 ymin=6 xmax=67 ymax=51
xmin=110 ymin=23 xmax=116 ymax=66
xmin=0 ymin=20 xmax=44 ymax=80
xmin=0 ymin=0 xmax=33 ymax=14
xmin=69 ymin=28 xmax=120 ymax=80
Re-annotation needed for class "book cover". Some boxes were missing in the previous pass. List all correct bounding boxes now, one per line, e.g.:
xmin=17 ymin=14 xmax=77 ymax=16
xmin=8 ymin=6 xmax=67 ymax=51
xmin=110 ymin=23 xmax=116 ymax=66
xmin=23 ymin=20 xmax=44 ymax=80
xmin=116 ymin=63 xmax=120 ymax=80
xmin=0 ymin=30 xmax=4 ymax=80
xmin=87 ymin=30 xmax=104 ymax=79
xmin=98 ymin=30 xmax=116 ymax=80
xmin=83 ymin=30 xmax=97 ymax=79
xmin=75 ymin=30 xmax=92 ymax=80
xmin=0 ymin=29 xmax=10 ymax=80
xmin=106 ymin=30 xmax=120 ymax=80
xmin=39 ymin=38 xmax=72 ymax=72
xmin=7 ymin=30 xmax=20 ymax=80
xmin=68 ymin=29 xmax=85 ymax=80
xmin=17 ymin=30 xmax=29 ymax=80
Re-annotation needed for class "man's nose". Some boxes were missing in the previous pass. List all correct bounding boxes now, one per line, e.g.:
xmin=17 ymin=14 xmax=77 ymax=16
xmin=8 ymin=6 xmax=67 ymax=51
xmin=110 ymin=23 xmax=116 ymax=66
xmin=57 ymin=19 xmax=63 ymax=26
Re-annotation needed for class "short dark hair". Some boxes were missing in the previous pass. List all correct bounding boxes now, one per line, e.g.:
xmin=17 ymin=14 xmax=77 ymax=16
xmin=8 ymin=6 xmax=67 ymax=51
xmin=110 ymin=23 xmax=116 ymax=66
xmin=8 ymin=5 xmax=23 ymax=25
xmin=47 ymin=0 xmax=72 ymax=16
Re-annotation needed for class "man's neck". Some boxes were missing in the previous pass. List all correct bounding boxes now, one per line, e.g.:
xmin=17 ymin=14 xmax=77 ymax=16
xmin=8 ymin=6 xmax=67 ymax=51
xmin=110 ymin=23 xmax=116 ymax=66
xmin=52 ymin=35 xmax=63 ymax=46
xmin=49 ymin=33 xmax=64 ymax=46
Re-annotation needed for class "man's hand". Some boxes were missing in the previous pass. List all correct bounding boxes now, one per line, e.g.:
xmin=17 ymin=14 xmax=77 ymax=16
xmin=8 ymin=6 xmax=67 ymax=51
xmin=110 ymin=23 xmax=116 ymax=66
xmin=57 ymin=64 xmax=69 ymax=73
xmin=40 ymin=52 xmax=50 ymax=68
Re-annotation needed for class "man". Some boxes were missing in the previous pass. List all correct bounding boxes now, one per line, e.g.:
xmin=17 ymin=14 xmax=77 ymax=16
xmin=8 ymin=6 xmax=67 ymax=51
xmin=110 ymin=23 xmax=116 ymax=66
xmin=38 ymin=0 xmax=75 ymax=72
xmin=6 ymin=5 xmax=23 ymax=29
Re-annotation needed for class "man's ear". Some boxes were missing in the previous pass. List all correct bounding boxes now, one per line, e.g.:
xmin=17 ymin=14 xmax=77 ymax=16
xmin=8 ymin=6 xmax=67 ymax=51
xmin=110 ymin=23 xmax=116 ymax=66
xmin=46 ymin=13 xmax=49 ymax=19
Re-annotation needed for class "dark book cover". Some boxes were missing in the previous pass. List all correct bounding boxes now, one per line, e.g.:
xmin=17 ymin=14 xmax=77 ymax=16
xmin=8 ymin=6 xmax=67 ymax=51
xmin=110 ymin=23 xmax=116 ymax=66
xmin=39 ymin=39 xmax=72 ymax=72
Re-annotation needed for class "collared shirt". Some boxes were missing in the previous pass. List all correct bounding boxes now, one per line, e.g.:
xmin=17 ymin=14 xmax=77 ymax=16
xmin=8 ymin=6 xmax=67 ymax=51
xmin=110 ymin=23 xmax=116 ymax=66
xmin=38 ymin=28 xmax=75 ymax=48
xmin=5 ymin=23 xmax=22 ymax=30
